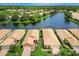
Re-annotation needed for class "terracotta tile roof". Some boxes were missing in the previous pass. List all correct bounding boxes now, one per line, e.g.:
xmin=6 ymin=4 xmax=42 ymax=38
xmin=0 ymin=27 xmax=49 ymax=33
xmin=0 ymin=30 xmax=25 ymax=46
xmin=0 ymin=29 xmax=11 ymax=40
xmin=72 ymin=12 xmax=79 ymax=20
xmin=56 ymin=29 xmax=79 ymax=46
xmin=69 ymin=29 xmax=79 ymax=38
xmin=22 ymin=29 xmax=39 ymax=46
xmin=9 ymin=30 xmax=25 ymax=40
xmin=42 ymin=29 xmax=60 ymax=46
xmin=0 ymin=37 xmax=14 ymax=46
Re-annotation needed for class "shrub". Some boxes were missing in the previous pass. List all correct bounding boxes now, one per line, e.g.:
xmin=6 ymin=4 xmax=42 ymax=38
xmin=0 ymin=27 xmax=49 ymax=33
xmin=44 ymin=45 xmax=51 ymax=49
xmin=63 ymin=39 xmax=73 ymax=49
xmin=47 ymin=50 xmax=52 ymax=54
xmin=59 ymin=46 xmax=79 ymax=56
xmin=59 ymin=46 xmax=73 ymax=56
xmin=9 ymin=45 xmax=17 ymax=53
xmin=63 ymin=39 xmax=69 ymax=45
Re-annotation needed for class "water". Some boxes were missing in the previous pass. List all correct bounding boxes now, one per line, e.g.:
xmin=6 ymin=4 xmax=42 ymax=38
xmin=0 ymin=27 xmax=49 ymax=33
xmin=0 ymin=13 xmax=79 ymax=29
xmin=25 ymin=13 xmax=79 ymax=29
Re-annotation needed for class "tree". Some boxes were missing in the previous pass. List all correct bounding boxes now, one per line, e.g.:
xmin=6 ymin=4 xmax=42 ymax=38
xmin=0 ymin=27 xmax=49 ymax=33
xmin=11 ymin=12 xmax=20 ymax=21
xmin=18 ymin=23 xmax=24 ymax=29
xmin=9 ymin=45 xmax=17 ymax=53
xmin=0 ymin=11 xmax=7 ymax=21
xmin=43 ymin=13 xmax=47 ymax=17
xmin=20 ymin=13 xmax=28 ymax=21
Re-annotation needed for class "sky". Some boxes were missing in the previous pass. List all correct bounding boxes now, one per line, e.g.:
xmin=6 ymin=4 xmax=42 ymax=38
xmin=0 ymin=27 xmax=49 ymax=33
xmin=0 ymin=3 xmax=79 ymax=6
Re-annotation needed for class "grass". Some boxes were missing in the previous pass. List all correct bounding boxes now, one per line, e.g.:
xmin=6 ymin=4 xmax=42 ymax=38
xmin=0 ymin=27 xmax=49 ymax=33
xmin=31 ymin=49 xmax=51 ymax=56
xmin=31 ymin=30 xmax=52 ymax=56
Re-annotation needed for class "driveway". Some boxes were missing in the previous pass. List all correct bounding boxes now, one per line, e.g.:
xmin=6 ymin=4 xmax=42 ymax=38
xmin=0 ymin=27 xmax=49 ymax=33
xmin=0 ymin=49 xmax=9 ymax=56
xmin=22 ymin=47 xmax=31 ymax=56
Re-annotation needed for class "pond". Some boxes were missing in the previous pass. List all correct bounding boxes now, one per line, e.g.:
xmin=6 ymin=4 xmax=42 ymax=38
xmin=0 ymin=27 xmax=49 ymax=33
xmin=0 ymin=13 xmax=79 ymax=29
xmin=25 ymin=13 xmax=79 ymax=29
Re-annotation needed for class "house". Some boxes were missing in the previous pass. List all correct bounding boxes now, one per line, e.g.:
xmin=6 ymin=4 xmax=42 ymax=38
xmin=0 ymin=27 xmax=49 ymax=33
xmin=22 ymin=29 xmax=39 ymax=50
xmin=22 ymin=29 xmax=39 ymax=56
xmin=42 ymin=29 xmax=61 ymax=54
xmin=0 ymin=29 xmax=12 ymax=43
xmin=69 ymin=29 xmax=79 ymax=39
xmin=56 ymin=29 xmax=79 ymax=53
xmin=9 ymin=30 xmax=25 ymax=40
xmin=0 ymin=30 xmax=25 ymax=50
